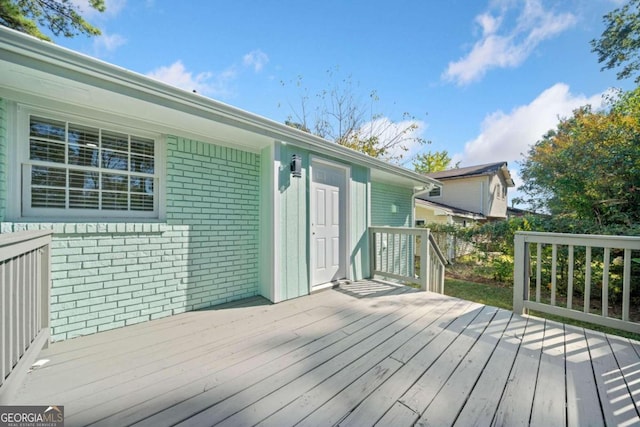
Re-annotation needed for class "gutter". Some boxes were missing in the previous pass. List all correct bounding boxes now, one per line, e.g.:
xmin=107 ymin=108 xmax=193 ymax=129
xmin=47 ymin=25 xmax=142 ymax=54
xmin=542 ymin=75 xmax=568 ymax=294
xmin=0 ymin=27 xmax=439 ymax=188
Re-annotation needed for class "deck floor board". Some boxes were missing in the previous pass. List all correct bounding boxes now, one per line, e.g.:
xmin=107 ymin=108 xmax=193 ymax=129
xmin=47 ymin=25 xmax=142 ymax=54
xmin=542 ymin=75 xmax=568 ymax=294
xmin=9 ymin=280 xmax=640 ymax=427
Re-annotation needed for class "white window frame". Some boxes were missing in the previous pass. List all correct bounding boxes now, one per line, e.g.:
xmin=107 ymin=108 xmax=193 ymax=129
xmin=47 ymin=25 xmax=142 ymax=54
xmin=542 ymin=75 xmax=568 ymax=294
xmin=428 ymin=186 xmax=442 ymax=198
xmin=13 ymin=104 xmax=165 ymax=221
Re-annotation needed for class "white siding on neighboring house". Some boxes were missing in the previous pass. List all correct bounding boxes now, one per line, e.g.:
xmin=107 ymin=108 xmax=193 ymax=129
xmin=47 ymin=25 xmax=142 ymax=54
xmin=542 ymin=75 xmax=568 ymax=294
xmin=487 ymin=173 xmax=509 ymax=219
xmin=432 ymin=176 xmax=489 ymax=216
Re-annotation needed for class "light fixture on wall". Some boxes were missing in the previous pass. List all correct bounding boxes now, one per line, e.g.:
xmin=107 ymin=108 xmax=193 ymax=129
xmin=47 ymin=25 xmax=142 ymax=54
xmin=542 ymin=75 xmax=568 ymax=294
xmin=290 ymin=154 xmax=302 ymax=178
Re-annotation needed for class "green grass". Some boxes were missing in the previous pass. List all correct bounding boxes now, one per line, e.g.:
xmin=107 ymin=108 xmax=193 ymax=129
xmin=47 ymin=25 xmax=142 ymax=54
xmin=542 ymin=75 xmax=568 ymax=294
xmin=444 ymin=278 xmax=513 ymax=311
xmin=444 ymin=278 xmax=640 ymax=341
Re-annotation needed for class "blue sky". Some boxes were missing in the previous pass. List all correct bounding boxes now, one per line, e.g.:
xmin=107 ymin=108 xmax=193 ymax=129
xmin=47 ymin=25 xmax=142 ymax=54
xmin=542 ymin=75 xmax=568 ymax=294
xmin=53 ymin=0 xmax=634 ymax=204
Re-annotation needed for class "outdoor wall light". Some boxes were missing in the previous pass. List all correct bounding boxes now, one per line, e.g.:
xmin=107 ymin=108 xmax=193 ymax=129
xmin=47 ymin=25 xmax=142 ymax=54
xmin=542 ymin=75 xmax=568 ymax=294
xmin=290 ymin=154 xmax=302 ymax=178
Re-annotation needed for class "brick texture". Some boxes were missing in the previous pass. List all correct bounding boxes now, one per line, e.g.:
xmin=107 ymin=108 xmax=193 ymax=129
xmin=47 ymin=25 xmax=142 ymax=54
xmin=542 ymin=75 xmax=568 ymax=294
xmin=2 ymin=136 xmax=261 ymax=341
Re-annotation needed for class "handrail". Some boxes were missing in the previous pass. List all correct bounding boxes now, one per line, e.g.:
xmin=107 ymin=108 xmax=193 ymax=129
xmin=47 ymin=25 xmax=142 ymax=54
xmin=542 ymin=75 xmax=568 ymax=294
xmin=0 ymin=230 xmax=53 ymax=403
xmin=369 ymin=226 xmax=446 ymax=293
xmin=513 ymin=231 xmax=640 ymax=334
xmin=428 ymin=233 xmax=448 ymax=267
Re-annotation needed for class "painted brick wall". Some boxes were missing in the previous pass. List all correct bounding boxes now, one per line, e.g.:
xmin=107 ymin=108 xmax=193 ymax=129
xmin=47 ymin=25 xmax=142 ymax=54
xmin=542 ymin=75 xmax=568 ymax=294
xmin=2 ymin=136 xmax=261 ymax=341
xmin=165 ymin=136 xmax=260 ymax=310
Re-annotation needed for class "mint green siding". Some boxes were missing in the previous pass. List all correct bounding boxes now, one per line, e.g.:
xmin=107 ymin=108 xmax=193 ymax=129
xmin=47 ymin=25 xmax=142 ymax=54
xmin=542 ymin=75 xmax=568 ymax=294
xmin=371 ymin=181 xmax=413 ymax=226
xmin=349 ymin=165 xmax=370 ymax=279
xmin=2 ymin=137 xmax=261 ymax=341
xmin=259 ymin=145 xmax=275 ymax=301
xmin=275 ymin=142 xmax=370 ymax=299
xmin=370 ymin=181 xmax=414 ymax=275
xmin=277 ymin=143 xmax=310 ymax=300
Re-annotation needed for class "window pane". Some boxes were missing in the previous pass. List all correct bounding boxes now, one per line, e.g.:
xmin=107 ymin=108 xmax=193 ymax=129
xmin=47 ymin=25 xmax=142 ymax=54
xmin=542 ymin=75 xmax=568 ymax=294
xmin=32 ymin=166 xmax=66 ymax=187
xmin=30 ymin=139 xmax=66 ymax=163
xmin=69 ymin=169 xmax=99 ymax=190
xmin=102 ymin=131 xmax=128 ymax=152
xmin=32 ymin=188 xmax=65 ymax=208
xmin=68 ymin=124 xmax=99 ymax=167
xmin=131 ymin=137 xmax=154 ymax=156
xmin=101 ymin=150 xmax=128 ymax=170
xmin=102 ymin=173 xmax=128 ymax=192
xmin=131 ymin=155 xmax=154 ymax=174
xmin=26 ymin=116 xmax=157 ymax=215
xmin=30 ymin=116 xmax=65 ymax=141
xmin=69 ymin=190 xmax=99 ymax=209
xmin=130 ymin=176 xmax=154 ymax=194
xmin=102 ymin=192 xmax=128 ymax=210
xmin=131 ymin=193 xmax=154 ymax=211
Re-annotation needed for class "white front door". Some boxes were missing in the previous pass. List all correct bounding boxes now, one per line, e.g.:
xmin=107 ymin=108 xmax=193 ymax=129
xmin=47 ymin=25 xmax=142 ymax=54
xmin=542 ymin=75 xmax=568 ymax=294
xmin=311 ymin=161 xmax=346 ymax=287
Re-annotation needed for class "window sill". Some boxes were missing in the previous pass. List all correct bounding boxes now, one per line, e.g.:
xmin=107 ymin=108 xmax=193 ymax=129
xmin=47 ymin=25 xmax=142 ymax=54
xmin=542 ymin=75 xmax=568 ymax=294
xmin=1 ymin=221 xmax=171 ymax=235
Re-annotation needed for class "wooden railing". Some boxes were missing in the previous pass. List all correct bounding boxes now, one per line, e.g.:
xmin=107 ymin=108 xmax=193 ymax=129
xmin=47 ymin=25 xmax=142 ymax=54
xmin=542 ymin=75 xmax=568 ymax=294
xmin=369 ymin=226 xmax=446 ymax=293
xmin=0 ymin=230 xmax=52 ymax=403
xmin=514 ymin=231 xmax=640 ymax=334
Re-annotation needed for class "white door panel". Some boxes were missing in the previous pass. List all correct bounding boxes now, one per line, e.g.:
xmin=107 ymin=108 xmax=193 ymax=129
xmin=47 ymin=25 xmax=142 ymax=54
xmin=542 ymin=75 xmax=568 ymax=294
xmin=312 ymin=162 xmax=346 ymax=286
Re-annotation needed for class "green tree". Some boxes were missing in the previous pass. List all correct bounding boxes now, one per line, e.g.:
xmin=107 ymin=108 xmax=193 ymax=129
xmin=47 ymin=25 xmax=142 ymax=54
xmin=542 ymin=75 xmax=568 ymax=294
xmin=281 ymin=69 xmax=427 ymax=163
xmin=591 ymin=0 xmax=640 ymax=83
xmin=517 ymin=88 xmax=640 ymax=225
xmin=412 ymin=150 xmax=459 ymax=174
xmin=0 ymin=0 xmax=105 ymax=41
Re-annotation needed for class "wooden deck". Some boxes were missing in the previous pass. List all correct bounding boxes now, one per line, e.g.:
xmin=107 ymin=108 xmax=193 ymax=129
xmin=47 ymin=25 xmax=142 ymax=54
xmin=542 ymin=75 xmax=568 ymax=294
xmin=10 ymin=280 xmax=640 ymax=427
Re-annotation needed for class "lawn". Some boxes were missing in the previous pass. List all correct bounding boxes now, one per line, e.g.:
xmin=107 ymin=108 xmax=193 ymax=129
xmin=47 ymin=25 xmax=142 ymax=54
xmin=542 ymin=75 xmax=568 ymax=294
xmin=443 ymin=276 xmax=640 ymax=341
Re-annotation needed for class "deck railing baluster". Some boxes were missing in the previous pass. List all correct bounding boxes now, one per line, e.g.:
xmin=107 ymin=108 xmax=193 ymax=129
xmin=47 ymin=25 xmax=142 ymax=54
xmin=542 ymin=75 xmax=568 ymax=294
xmin=585 ymin=246 xmax=592 ymax=314
xmin=368 ymin=226 xmax=446 ymax=294
xmin=623 ymin=249 xmax=631 ymax=322
xmin=0 ymin=230 xmax=53 ymax=403
xmin=513 ymin=232 xmax=640 ymax=334
xmin=567 ymin=245 xmax=574 ymax=310
xmin=602 ymin=248 xmax=610 ymax=318
xmin=551 ymin=244 xmax=557 ymax=306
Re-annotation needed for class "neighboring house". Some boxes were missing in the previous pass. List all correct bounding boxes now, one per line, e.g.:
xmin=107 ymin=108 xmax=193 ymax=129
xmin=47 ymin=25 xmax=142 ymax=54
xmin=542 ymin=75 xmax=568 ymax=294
xmin=415 ymin=199 xmax=486 ymax=227
xmin=0 ymin=27 xmax=441 ymax=341
xmin=415 ymin=161 xmax=515 ymax=225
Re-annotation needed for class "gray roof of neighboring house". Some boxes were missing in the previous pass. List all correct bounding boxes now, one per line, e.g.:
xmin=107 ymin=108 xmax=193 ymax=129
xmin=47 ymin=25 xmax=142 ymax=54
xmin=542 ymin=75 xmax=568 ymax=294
xmin=427 ymin=161 xmax=515 ymax=186
xmin=416 ymin=199 xmax=486 ymax=220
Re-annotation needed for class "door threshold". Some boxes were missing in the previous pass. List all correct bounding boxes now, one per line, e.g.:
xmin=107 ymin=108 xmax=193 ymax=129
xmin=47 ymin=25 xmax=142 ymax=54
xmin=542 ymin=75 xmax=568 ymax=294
xmin=311 ymin=279 xmax=350 ymax=293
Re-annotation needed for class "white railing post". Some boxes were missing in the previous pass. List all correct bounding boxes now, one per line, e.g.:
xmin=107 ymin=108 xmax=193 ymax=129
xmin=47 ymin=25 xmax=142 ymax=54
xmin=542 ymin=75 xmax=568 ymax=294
xmin=420 ymin=228 xmax=429 ymax=292
xmin=369 ymin=228 xmax=376 ymax=279
xmin=513 ymin=233 xmax=527 ymax=314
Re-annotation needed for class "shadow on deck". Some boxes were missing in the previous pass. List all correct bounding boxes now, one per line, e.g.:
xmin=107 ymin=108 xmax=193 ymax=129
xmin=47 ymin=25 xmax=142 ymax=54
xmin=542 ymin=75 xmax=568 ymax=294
xmin=8 ymin=280 xmax=640 ymax=427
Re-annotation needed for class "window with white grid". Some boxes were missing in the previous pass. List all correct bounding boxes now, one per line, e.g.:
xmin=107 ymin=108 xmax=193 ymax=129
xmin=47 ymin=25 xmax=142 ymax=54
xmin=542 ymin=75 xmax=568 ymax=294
xmin=23 ymin=115 xmax=159 ymax=218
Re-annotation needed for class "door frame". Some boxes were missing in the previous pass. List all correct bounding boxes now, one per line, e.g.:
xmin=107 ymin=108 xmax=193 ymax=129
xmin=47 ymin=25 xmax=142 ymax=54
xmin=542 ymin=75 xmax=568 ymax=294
xmin=309 ymin=156 xmax=351 ymax=290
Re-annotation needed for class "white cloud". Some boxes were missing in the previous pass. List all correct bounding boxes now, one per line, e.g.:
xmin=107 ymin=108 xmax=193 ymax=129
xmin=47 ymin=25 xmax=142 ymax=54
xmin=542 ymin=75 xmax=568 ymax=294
xmin=147 ymin=49 xmax=269 ymax=98
xmin=243 ymin=50 xmax=269 ymax=72
xmin=443 ymin=0 xmax=577 ymax=85
xmin=359 ymin=117 xmax=427 ymax=163
xmin=455 ymin=83 xmax=607 ymax=167
xmin=92 ymin=32 xmax=126 ymax=55
xmin=146 ymin=61 xmax=237 ymax=97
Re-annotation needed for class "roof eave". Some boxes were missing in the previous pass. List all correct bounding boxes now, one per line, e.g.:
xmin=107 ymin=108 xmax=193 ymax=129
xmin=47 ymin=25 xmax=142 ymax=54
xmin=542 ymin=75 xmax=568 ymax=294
xmin=0 ymin=26 xmax=439 ymax=189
